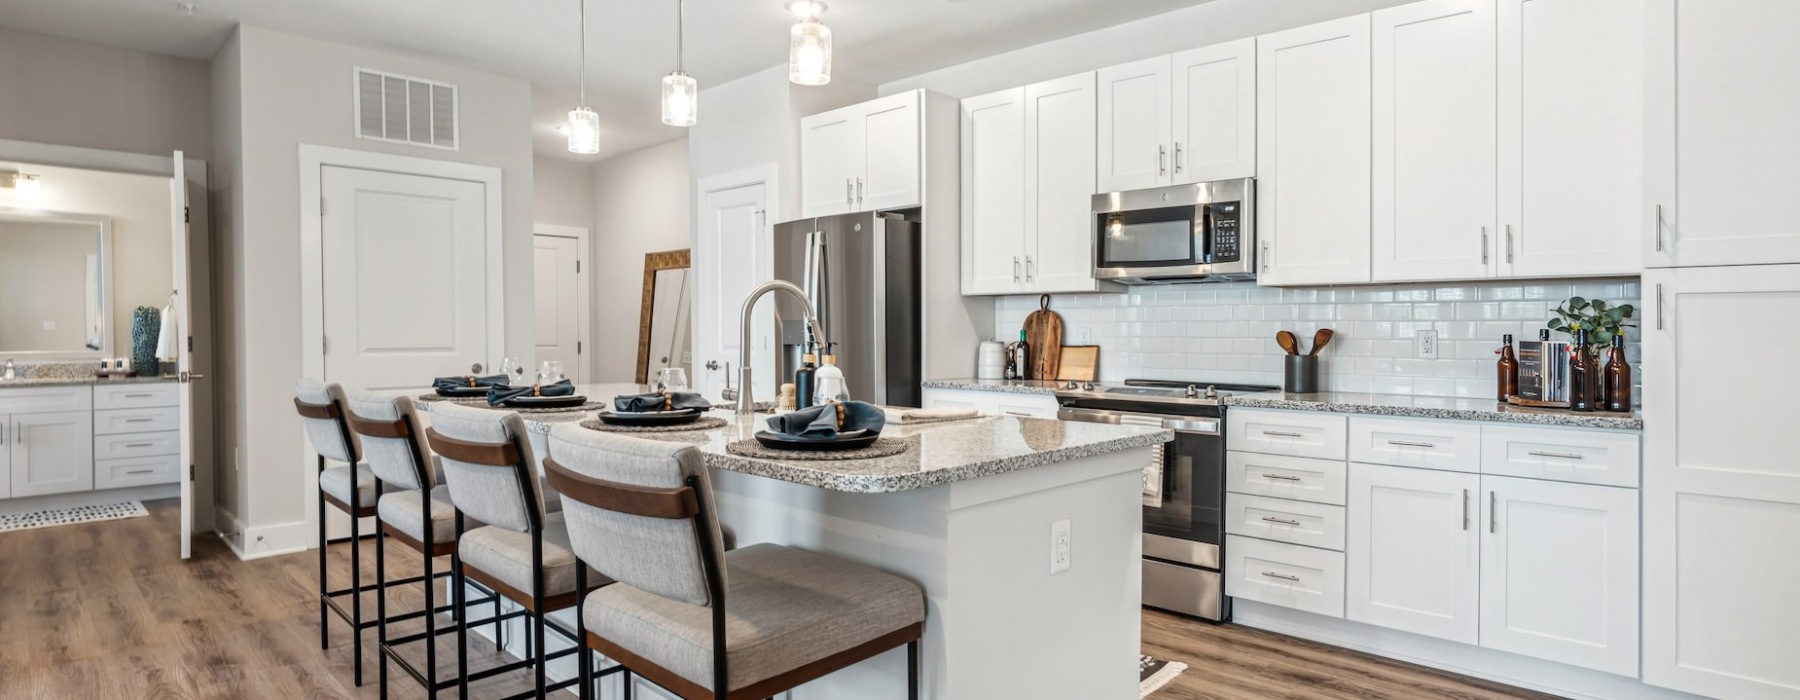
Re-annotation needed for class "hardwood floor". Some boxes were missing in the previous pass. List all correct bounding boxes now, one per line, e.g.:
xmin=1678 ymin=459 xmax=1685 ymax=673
xmin=3 ymin=499 xmax=1550 ymax=699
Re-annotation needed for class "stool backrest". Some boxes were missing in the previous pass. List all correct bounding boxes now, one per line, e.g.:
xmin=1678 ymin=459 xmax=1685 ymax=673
xmin=294 ymin=379 xmax=359 ymax=464
xmin=426 ymin=402 xmax=545 ymax=533
xmin=545 ymin=424 xmax=729 ymax=608
xmin=346 ymin=393 xmax=433 ymax=491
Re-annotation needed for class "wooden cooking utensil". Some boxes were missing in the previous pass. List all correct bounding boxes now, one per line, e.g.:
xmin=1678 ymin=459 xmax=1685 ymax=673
xmin=1022 ymin=294 xmax=1064 ymax=380
xmin=1309 ymin=328 xmax=1335 ymax=356
xmin=1276 ymin=331 xmax=1300 ymax=356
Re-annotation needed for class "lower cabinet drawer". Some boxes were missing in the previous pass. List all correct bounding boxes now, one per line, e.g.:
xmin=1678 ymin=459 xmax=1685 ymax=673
xmin=1226 ymin=451 xmax=1348 ymax=505
xmin=1226 ymin=494 xmax=1346 ymax=551
xmin=94 ymin=455 xmax=180 ymax=489
xmin=1225 ymin=534 xmax=1345 ymax=618
xmin=1480 ymin=424 xmax=1641 ymax=488
xmin=94 ymin=407 xmax=179 ymax=435
xmin=94 ymin=431 xmax=180 ymax=460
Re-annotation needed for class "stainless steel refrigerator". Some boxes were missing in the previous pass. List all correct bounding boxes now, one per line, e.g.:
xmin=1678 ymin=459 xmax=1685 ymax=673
xmin=772 ymin=211 xmax=922 ymax=408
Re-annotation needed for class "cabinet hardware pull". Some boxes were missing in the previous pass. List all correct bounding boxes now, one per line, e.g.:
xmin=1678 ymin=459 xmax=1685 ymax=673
xmin=1481 ymin=226 xmax=1489 ymax=265
xmin=1158 ymin=145 xmax=1167 ymax=176
xmin=126 ymin=393 xmax=152 ymax=398
xmin=1527 ymin=450 xmax=1584 ymax=460
xmin=856 ymin=177 xmax=864 ymax=205
xmin=1261 ymin=571 xmax=1301 ymax=582
xmin=1262 ymin=430 xmax=1304 ymax=438
xmin=125 ymin=418 xmax=154 ymax=423
xmin=1261 ymin=516 xmax=1301 ymax=526
xmin=1654 ymin=204 xmax=1666 ymax=252
xmin=125 ymin=442 xmax=154 ymax=448
xmin=1261 ymin=240 xmax=1270 ymax=272
xmin=1505 ymin=225 xmax=1515 ymax=263
xmin=126 ymin=469 xmax=155 ymax=475
xmin=1260 ymin=473 xmax=1302 ymax=481
xmin=1004 ymin=411 xmax=1031 ymax=417
xmin=846 ymin=179 xmax=853 ymax=207
xmin=1 ymin=423 xmax=6 ymax=446
xmin=1489 ymin=491 xmax=1497 ymax=533
xmin=1462 ymin=489 xmax=1470 ymax=530
xmin=1387 ymin=440 xmax=1436 ymax=448
xmin=1656 ymin=283 xmax=1665 ymax=330
xmin=1173 ymin=142 xmax=1183 ymax=174
xmin=1025 ymin=256 xmax=1034 ymax=281
xmin=1013 ymin=257 xmax=1021 ymax=283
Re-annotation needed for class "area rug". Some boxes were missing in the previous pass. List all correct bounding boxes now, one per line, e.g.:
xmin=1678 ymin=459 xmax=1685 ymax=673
xmin=1141 ymin=655 xmax=1188 ymax=698
xmin=0 ymin=501 xmax=149 ymax=533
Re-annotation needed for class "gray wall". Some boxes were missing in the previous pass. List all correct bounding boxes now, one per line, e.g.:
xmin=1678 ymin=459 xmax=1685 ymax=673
xmin=591 ymin=138 xmax=691 ymax=382
xmin=210 ymin=28 xmax=247 ymax=528
xmin=533 ymin=157 xmax=596 ymax=230
xmin=0 ymin=25 xmax=212 ymax=159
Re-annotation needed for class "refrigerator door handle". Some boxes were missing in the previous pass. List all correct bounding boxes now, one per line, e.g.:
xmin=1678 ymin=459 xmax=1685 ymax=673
xmin=811 ymin=227 xmax=830 ymax=346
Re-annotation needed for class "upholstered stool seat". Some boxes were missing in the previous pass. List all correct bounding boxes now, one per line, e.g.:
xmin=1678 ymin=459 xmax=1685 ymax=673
xmin=376 ymin=484 xmax=479 ymax=545
xmin=320 ymin=463 xmax=381 ymax=511
xmin=458 ymin=512 xmax=612 ymax=599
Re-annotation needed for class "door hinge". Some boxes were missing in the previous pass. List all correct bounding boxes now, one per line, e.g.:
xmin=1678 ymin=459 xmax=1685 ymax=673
xmin=184 ymin=206 xmax=190 ymax=224
xmin=320 ymin=198 xmax=326 ymax=217
xmin=322 ymin=336 xmax=329 ymax=354
xmin=187 ymin=336 xmax=193 ymax=352
xmin=577 ymin=341 xmax=582 ymax=354
xmin=576 ymin=260 xmax=581 ymax=273
xmin=189 ymin=464 xmax=195 ymax=481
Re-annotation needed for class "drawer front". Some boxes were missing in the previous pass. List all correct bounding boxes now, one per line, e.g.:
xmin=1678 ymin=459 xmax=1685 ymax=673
xmin=993 ymin=397 xmax=1058 ymax=419
xmin=93 ymin=382 xmax=178 ymax=410
xmin=0 ymin=385 xmax=92 ymax=414
xmin=1227 ymin=494 xmax=1346 ymax=551
xmin=1226 ymin=451 xmax=1347 ymax=505
xmin=1349 ymin=416 xmax=1482 ymax=473
xmin=94 ymin=455 xmax=180 ymax=489
xmin=1225 ymin=534 xmax=1345 ymax=618
xmin=1480 ymin=424 xmax=1641 ymax=488
xmin=1228 ymin=409 xmax=1347 ymax=460
xmin=94 ymin=407 xmax=179 ymax=435
xmin=94 ymin=431 xmax=180 ymax=460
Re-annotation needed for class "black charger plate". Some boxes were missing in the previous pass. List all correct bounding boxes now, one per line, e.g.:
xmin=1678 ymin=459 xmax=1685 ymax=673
xmin=753 ymin=429 xmax=878 ymax=451
xmin=436 ymin=386 xmax=489 ymax=398
xmin=598 ymin=408 xmax=701 ymax=426
xmin=504 ymin=395 xmax=589 ymax=409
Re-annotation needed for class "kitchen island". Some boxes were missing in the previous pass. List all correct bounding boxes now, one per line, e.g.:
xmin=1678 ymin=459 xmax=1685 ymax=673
xmin=418 ymin=386 xmax=1169 ymax=699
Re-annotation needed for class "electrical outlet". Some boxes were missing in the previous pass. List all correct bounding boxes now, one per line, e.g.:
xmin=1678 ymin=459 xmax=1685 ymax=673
xmin=1050 ymin=519 xmax=1071 ymax=574
xmin=1418 ymin=329 xmax=1439 ymax=359
xmin=1076 ymin=327 xmax=1092 ymax=345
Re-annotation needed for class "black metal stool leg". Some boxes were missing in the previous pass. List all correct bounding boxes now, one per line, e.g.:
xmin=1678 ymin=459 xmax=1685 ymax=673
xmin=377 ymin=522 xmax=390 ymax=699
xmin=351 ymin=496 xmax=365 ymax=686
xmin=577 ymin=566 xmax=592 ymax=700
xmin=423 ymin=533 xmax=438 ymax=698
xmin=455 ymin=513 xmax=470 ymax=700
xmin=318 ymin=483 xmax=329 ymax=651
xmin=908 ymin=640 xmax=920 ymax=700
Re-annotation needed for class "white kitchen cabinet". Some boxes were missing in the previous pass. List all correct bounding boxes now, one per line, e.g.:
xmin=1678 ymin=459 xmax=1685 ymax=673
xmin=1170 ymin=39 xmax=1256 ymax=184
xmin=1226 ymin=534 xmax=1346 ymax=618
xmin=800 ymin=91 xmax=921 ymax=218
xmin=1646 ymin=0 xmax=1800 ymax=269
xmin=1496 ymin=0 xmax=1644 ymax=278
xmin=1349 ymin=416 xmax=1483 ymax=473
xmin=920 ymin=387 xmax=1059 ymax=418
xmin=1227 ymin=409 xmax=1347 ymax=461
xmin=1479 ymin=423 xmax=1640 ymax=488
xmin=1225 ymin=451 xmax=1347 ymax=506
xmin=1226 ymin=493 xmax=1346 ymax=551
xmin=1095 ymin=56 xmax=1171 ymax=193
xmin=1371 ymin=0 xmax=1497 ymax=283
xmin=1643 ymin=265 xmax=1800 ymax=698
xmin=960 ymin=87 xmax=1028 ymax=295
xmin=1346 ymin=462 xmax=1481 ymax=644
xmin=1480 ymin=474 xmax=1638 ymax=677
xmin=10 ymin=410 xmax=95 ymax=498
xmin=1256 ymin=15 xmax=1373 ymax=286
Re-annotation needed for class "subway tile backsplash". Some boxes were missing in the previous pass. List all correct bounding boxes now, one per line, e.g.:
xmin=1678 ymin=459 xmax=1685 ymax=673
xmin=993 ymin=278 xmax=1641 ymax=398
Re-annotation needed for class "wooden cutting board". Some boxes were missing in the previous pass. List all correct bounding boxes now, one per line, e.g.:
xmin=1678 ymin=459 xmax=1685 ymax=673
xmin=1022 ymin=294 xmax=1064 ymax=381
xmin=1056 ymin=346 xmax=1099 ymax=382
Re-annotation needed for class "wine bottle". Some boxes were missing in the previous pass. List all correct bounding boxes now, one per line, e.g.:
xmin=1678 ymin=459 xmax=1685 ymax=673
xmin=1569 ymin=329 xmax=1594 ymax=412
xmin=1014 ymin=330 xmax=1031 ymax=383
xmin=1497 ymin=334 xmax=1518 ymax=402
xmin=1605 ymin=334 xmax=1632 ymax=412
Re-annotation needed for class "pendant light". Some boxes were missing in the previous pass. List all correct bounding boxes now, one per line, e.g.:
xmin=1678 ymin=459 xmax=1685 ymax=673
xmin=786 ymin=0 xmax=832 ymax=86
xmin=567 ymin=0 xmax=601 ymax=154
xmin=662 ymin=0 xmax=698 ymax=126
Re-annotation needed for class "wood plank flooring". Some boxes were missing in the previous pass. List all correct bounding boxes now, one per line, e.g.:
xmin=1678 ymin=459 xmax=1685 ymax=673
xmin=1 ymin=499 xmax=1551 ymax=699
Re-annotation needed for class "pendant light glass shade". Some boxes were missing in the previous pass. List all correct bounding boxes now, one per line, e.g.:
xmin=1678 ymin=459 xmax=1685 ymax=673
xmin=567 ymin=106 xmax=600 ymax=154
xmin=662 ymin=72 xmax=698 ymax=126
xmin=789 ymin=17 xmax=832 ymax=86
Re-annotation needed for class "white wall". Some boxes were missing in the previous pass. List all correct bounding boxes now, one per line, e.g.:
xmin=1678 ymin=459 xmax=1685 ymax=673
xmin=533 ymin=157 xmax=595 ymax=230
xmin=689 ymin=65 xmax=875 ymax=223
xmin=211 ymin=25 xmax=536 ymax=546
xmin=590 ymin=138 xmax=691 ymax=382
xmin=211 ymin=29 xmax=247 ymax=525
xmin=0 ymin=25 xmax=212 ymax=159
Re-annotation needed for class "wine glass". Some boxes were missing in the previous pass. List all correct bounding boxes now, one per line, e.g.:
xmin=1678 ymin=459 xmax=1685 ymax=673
xmin=539 ymin=360 xmax=565 ymax=385
xmin=658 ymin=367 xmax=690 ymax=393
xmin=499 ymin=357 xmax=523 ymax=381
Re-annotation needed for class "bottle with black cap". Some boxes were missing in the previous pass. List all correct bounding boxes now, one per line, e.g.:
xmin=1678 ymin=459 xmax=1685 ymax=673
xmin=794 ymin=343 xmax=818 ymax=411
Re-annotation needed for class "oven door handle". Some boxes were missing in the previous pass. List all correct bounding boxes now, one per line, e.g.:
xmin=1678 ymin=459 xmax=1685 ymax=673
xmin=1056 ymin=407 xmax=1220 ymax=435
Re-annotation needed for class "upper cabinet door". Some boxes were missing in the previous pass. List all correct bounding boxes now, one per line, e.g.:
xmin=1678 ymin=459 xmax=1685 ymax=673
xmin=960 ymin=87 xmax=1027 ymax=295
xmin=1498 ymin=0 xmax=1644 ymax=278
xmin=1372 ymin=0 xmax=1497 ymax=283
xmin=800 ymin=107 xmax=861 ymax=218
xmin=858 ymin=90 xmax=921 ymax=212
xmin=1171 ymin=39 xmax=1257 ymax=184
xmin=1257 ymin=15 xmax=1374 ymax=286
xmin=1026 ymin=73 xmax=1107 ymax=293
xmin=1646 ymin=0 xmax=1800 ymax=268
xmin=1096 ymin=55 xmax=1172 ymax=193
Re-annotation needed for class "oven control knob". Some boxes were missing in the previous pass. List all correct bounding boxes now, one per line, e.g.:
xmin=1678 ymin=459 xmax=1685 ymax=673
xmin=1205 ymin=385 xmax=1219 ymax=400
xmin=1066 ymin=380 xmax=1079 ymax=390
xmin=1081 ymin=381 xmax=1096 ymax=391
xmin=1185 ymin=384 xmax=1199 ymax=398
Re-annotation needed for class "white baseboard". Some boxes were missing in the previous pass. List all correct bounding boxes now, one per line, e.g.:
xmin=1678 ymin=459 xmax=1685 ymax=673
xmin=1232 ymin=601 xmax=1708 ymax=700
xmin=217 ymin=513 xmax=311 ymax=561
xmin=0 ymin=484 xmax=180 ymax=516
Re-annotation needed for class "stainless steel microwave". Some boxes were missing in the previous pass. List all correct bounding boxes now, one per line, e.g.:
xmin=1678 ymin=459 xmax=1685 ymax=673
xmin=1092 ymin=178 xmax=1255 ymax=284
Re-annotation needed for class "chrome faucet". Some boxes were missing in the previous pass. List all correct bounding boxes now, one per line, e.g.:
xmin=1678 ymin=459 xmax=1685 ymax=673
xmin=731 ymin=280 xmax=828 ymax=415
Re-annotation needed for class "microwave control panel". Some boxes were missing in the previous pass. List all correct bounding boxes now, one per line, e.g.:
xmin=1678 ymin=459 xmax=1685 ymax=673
xmin=1208 ymin=201 xmax=1242 ymax=263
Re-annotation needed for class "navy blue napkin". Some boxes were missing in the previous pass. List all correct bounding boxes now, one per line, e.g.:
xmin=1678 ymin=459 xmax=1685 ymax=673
xmin=487 ymin=379 xmax=575 ymax=406
xmin=766 ymin=401 xmax=886 ymax=439
xmin=614 ymin=392 xmax=713 ymax=413
xmin=434 ymin=374 xmax=508 ymax=392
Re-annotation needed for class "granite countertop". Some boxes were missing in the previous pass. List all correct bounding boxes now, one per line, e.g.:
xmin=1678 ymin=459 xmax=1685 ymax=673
xmin=0 ymin=375 xmax=178 ymax=388
xmin=922 ymin=378 xmax=1063 ymax=396
xmin=1223 ymin=391 xmax=1643 ymax=431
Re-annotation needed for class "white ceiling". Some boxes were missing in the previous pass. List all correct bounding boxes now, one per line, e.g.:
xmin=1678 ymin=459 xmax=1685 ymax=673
xmin=0 ymin=0 xmax=1214 ymax=162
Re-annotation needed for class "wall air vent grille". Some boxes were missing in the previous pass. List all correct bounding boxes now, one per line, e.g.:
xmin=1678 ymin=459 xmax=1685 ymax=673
xmin=353 ymin=67 xmax=458 ymax=151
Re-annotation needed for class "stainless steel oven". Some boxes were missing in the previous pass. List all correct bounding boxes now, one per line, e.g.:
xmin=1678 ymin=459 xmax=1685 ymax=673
xmin=1092 ymin=178 xmax=1255 ymax=284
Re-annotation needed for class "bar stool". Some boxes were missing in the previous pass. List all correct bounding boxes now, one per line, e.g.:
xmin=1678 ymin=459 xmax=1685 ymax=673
xmin=345 ymin=393 xmax=511 ymax=699
xmin=543 ymin=425 xmax=926 ymax=700
xmin=294 ymin=379 xmax=380 ymax=685
xmin=424 ymin=402 xmax=623 ymax=699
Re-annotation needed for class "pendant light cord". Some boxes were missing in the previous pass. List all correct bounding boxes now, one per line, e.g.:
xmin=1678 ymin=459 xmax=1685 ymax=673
xmin=578 ymin=0 xmax=588 ymax=107
xmin=677 ymin=0 xmax=685 ymax=73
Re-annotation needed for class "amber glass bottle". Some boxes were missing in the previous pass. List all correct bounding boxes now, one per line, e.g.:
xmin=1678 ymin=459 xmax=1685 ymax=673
xmin=1605 ymin=334 xmax=1632 ymax=412
xmin=1569 ymin=329 xmax=1595 ymax=412
xmin=1497 ymin=334 xmax=1518 ymax=402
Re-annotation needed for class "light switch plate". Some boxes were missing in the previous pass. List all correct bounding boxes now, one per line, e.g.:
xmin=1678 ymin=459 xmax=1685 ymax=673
xmin=1050 ymin=519 xmax=1071 ymax=574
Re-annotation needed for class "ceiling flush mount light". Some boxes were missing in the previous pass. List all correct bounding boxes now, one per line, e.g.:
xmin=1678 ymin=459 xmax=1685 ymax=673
xmin=786 ymin=0 xmax=832 ymax=86
xmin=662 ymin=0 xmax=697 ymax=126
xmin=567 ymin=0 xmax=600 ymax=154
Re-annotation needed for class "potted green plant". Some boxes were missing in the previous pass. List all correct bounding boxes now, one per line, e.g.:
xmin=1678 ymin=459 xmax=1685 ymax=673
xmin=1547 ymin=296 xmax=1636 ymax=350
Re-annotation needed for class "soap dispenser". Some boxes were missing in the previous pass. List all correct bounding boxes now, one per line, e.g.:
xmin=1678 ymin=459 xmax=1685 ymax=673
xmin=794 ymin=344 xmax=818 ymax=411
xmin=814 ymin=343 xmax=849 ymax=405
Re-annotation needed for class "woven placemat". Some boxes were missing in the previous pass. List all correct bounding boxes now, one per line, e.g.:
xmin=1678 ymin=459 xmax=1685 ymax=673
xmin=725 ymin=437 xmax=910 ymax=461
xmin=578 ymin=416 xmax=728 ymax=434
xmin=416 ymin=394 xmax=607 ymax=414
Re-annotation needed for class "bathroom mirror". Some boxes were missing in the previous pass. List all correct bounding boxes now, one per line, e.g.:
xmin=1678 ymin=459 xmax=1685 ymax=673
xmin=635 ymin=249 xmax=693 ymax=384
xmin=0 ymin=208 xmax=110 ymax=357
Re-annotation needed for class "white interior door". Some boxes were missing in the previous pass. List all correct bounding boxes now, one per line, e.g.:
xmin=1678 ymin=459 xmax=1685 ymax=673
xmin=532 ymin=231 xmax=586 ymax=383
xmin=169 ymin=151 xmax=194 ymax=559
xmin=694 ymin=171 xmax=772 ymax=402
xmin=321 ymin=166 xmax=489 ymax=392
